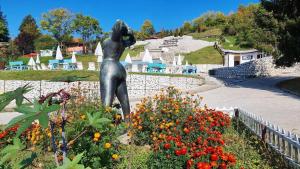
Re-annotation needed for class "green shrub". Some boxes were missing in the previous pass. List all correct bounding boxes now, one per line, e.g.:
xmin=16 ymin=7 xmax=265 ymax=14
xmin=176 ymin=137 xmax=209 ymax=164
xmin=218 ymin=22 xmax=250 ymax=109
xmin=116 ymin=145 xmax=151 ymax=169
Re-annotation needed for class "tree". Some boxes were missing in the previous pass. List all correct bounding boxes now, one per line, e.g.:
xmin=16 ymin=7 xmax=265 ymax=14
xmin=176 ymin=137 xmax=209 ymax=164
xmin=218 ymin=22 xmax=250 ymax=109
xmin=72 ymin=14 xmax=102 ymax=54
xmin=34 ymin=34 xmax=57 ymax=51
xmin=261 ymin=0 xmax=300 ymax=66
xmin=0 ymin=7 xmax=9 ymax=42
xmin=182 ymin=21 xmax=192 ymax=34
xmin=40 ymin=8 xmax=73 ymax=44
xmin=141 ymin=20 xmax=155 ymax=38
xmin=15 ymin=15 xmax=40 ymax=54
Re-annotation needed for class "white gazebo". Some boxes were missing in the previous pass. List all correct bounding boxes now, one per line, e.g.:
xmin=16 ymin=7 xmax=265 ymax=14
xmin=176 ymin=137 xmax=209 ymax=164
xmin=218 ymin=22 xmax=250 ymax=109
xmin=95 ymin=42 xmax=103 ymax=63
xmin=71 ymin=52 xmax=77 ymax=63
xmin=124 ymin=53 xmax=132 ymax=64
xmin=142 ymin=49 xmax=153 ymax=63
xmin=55 ymin=45 xmax=63 ymax=60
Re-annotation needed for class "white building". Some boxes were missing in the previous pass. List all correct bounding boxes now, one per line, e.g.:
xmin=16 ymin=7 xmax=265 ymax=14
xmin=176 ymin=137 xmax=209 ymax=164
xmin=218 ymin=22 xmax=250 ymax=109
xmin=40 ymin=49 xmax=54 ymax=57
xmin=222 ymin=49 xmax=265 ymax=67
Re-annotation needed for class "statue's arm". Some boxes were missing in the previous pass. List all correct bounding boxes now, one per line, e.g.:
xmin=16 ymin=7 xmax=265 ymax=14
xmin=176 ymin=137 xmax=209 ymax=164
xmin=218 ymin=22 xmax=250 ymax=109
xmin=123 ymin=29 xmax=136 ymax=47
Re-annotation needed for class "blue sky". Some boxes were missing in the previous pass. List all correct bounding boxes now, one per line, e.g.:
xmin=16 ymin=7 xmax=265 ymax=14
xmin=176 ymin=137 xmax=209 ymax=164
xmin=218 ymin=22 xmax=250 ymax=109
xmin=1 ymin=0 xmax=259 ymax=37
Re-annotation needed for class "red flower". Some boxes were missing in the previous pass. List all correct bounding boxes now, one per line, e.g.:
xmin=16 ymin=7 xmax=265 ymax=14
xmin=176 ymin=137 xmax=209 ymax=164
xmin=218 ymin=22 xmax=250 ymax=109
xmin=186 ymin=159 xmax=193 ymax=168
xmin=210 ymin=154 xmax=218 ymax=161
xmin=183 ymin=128 xmax=190 ymax=134
xmin=164 ymin=143 xmax=171 ymax=149
xmin=181 ymin=147 xmax=187 ymax=155
xmin=219 ymin=162 xmax=227 ymax=169
xmin=175 ymin=150 xmax=181 ymax=156
xmin=197 ymin=162 xmax=211 ymax=169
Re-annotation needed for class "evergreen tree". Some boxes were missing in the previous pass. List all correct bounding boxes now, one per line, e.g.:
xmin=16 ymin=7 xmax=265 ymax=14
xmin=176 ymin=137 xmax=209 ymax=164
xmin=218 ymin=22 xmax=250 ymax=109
xmin=0 ymin=7 xmax=9 ymax=42
xmin=15 ymin=15 xmax=40 ymax=54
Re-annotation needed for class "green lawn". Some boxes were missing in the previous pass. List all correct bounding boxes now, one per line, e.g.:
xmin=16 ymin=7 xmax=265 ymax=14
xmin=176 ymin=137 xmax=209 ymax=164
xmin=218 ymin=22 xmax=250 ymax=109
xmin=277 ymin=77 xmax=300 ymax=96
xmin=183 ymin=46 xmax=223 ymax=64
xmin=15 ymin=44 xmax=146 ymax=69
xmin=0 ymin=70 xmax=201 ymax=81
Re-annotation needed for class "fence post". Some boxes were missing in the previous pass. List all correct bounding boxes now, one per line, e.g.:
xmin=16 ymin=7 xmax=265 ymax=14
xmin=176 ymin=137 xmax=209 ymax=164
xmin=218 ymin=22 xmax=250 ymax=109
xmin=234 ymin=108 xmax=239 ymax=118
xmin=3 ymin=80 xmax=5 ymax=93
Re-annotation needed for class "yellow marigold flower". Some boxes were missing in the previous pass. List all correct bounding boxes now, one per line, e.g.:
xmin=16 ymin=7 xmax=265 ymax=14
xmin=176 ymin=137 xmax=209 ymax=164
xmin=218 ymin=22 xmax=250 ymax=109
xmin=94 ymin=132 xmax=101 ymax=138
xmin=104 ymin=143 xmax=112 ymax=149
xmin=80 ymin=115 xmax=86 ymax=120
xmin=93 ymin=137 xmax=99 ymax=142
xmin=105 ymin=107 xmax=112 ymax=113
xmin=112 ymin=154 xmax=119 ymax=160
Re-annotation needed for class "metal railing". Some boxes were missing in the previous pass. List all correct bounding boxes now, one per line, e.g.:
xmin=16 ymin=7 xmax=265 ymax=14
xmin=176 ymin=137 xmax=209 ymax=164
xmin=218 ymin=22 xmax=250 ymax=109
xmin=222 ymin=108 xmax=300 ymax=168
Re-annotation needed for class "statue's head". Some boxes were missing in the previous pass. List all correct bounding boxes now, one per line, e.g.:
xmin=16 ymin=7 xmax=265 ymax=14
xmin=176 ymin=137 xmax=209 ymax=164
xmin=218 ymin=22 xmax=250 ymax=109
xmin=111 ymin=20 xmax=129 ymax=41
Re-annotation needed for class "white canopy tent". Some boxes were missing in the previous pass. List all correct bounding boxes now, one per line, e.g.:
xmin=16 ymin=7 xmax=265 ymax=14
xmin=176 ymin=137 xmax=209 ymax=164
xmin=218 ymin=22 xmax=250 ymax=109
xmin=35 ymin=54 xmax=40 ymax=64
xmin=172 ymin=57 xmax=177 ymax=66
xmin=142 ymin=49 xmax=153 ymax=63
xmin=95 ymin=42 xmax=103 ymax=63
xmin=159 ymin=57 xmax=164 ymax=63
xmin=177 ymin=54 xmax=182 ymax=66
xmin=71 ymin=52 xmax=77 ymax=63
xmin=124 ymin=53 xmax=132 ymax=64
xmin=28 ymin=57 xmax=36 ymax=70
xmin=55 ymin=45 xmax=63 ymax=60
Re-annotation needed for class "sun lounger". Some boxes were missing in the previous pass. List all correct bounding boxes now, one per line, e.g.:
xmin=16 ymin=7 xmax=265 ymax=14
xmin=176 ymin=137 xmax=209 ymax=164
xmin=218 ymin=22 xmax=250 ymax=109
xmin=88 ymin=62 xmax=96 ymax=71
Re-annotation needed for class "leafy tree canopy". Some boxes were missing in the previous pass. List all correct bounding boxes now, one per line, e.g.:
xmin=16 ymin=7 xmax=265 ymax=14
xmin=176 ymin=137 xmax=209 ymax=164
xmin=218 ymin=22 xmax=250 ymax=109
xmin=15 ymin=15 xmax=40 ymax=54
xmin=0 ymin=8 xmax=9 ymax=42
xmin=40 ymin=8 xmax=73 ymax=43
xmin=141 ymin=20 xmax=155 ymax=37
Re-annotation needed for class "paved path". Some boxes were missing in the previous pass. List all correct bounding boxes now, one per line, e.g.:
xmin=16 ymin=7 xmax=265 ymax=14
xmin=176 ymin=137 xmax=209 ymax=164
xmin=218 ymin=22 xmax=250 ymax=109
xmin=198 ymin=75 xmax=300 ymax=135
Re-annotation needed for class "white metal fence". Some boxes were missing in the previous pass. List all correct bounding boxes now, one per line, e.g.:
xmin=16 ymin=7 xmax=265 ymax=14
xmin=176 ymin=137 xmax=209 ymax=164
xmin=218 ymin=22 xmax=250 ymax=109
xmin=216 ymin=107 xmax=300 ymax=168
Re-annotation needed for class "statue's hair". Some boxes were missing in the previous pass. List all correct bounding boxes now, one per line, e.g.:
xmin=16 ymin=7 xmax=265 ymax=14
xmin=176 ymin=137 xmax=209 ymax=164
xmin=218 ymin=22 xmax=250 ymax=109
xmin=112 ymin=20 xmax=128 ymax=38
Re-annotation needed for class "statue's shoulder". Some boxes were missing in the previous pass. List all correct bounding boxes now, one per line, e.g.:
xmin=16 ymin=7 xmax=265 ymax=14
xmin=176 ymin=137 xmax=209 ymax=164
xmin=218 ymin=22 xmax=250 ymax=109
xmin=103 ymin=38 xmax=111 ymax=46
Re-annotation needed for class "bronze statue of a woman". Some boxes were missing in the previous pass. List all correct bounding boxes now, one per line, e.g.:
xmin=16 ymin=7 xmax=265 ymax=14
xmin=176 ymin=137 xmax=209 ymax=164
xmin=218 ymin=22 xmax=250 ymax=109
xmin=100 ymin=20 xmax=136 ymax=121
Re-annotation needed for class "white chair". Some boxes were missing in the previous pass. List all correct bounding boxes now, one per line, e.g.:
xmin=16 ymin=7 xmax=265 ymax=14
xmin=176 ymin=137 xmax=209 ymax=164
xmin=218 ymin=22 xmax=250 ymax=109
xmin=41 ymin=63 xmax=48 ymax=70
xmin=87 ymin=62 xmax=96 ymax=71
xmin=77 ymin=62 xmax=83 ymax=70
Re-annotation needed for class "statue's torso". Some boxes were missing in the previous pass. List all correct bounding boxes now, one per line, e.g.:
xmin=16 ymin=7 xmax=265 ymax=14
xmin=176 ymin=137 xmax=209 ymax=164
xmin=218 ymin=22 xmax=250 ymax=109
xmin=103 ymin=39 xmax=125 ymax=61
xmin=100 ymin=38 xmax=126 ymax=80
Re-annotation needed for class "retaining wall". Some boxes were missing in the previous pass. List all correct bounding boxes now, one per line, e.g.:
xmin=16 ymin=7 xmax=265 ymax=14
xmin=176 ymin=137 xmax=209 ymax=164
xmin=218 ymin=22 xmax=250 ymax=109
xmin=0 ymin=74 xmax=203 ymax=100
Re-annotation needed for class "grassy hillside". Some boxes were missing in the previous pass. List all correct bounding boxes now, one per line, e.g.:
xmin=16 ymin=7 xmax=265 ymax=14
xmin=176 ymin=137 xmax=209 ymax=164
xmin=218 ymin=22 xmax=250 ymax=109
xmin=188 ymin=28 xmax=222 ymax=42
xmin=183 ymin=46 xmax=223 ymax=64
xmin=221 ymin=36 xmax=252 ymax=50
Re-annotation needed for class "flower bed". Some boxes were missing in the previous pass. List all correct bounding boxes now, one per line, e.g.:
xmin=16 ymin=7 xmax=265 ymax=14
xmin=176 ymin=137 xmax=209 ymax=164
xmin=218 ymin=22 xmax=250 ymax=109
xmin=130 ymin=87 xmax=237 ymax=169
xmin=0 ymin=86 xmax=275 ymax=169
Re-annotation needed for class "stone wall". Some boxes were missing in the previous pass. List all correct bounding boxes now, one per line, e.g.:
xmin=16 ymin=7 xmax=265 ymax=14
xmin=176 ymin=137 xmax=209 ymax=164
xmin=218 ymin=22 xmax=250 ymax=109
xmin=0 ymin=74 xmax=203 ymax=100
xmin=212 ymin=57 xmax=299 ymax=78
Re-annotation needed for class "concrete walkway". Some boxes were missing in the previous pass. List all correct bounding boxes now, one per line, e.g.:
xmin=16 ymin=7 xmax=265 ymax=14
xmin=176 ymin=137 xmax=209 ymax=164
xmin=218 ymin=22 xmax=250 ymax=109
xmin=198 ymin=75 xmax=300 ymax=135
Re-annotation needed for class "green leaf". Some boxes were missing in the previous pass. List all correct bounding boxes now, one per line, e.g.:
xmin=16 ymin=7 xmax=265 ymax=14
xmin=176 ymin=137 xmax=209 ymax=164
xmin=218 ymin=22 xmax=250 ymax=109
xmin=87 ymin=112 xmax=111 ymax=129
xmin=0 ymin=138 xmax=25 ymax=166
xmin=19 ymin=152 xmax=37 ymax=169
xmin=6 ymin=100 xmax=61 ymax=137
xmin=56 ymin=153 xmax=91 ymax=169
xmin=0 ymin=85 xmax=32 ymax=111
